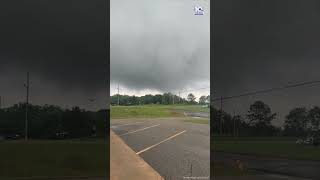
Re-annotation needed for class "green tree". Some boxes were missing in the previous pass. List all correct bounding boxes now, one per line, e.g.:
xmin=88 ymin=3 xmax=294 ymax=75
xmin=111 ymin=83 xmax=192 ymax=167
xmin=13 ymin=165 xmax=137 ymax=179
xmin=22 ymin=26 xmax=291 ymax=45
xmin=205 ymin=95 xmax=210 ymax=105
xmin=199 ymin=96 xmax=207 ymax=105
xmin=162 ymin=93 xmax=173 ymax=104
xmin=308 ymin=106 xmax=320 ymax=131
xmin=128 ymin=96 xmax=139 ymax=105
xmin=62 ymin=107 xmax=92 ymax=138
xmin=153 ymin=94 xmax=163 ymax=104
xmin=142 ymin=94 xmax=154 ymax=104
xmin=187 ymin=93 xmax=196 ymax=104
xmin=246 ymin=101 xmax=276 ymax=135
xmin=284 ymin=107 xmax=308 ymax=136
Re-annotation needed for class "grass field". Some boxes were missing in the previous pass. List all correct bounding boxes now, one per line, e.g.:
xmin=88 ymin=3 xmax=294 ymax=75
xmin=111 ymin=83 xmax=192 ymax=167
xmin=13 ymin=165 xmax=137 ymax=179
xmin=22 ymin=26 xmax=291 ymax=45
xmin=110 ymin=104 xmax=209 ymax=119
xmin=213 ymin=137 xmax=320 ymax=161
xmin=169 ymin=105 xmax=210 ymax=113
xmin=0 ymin=140 xmax=108 ymax=178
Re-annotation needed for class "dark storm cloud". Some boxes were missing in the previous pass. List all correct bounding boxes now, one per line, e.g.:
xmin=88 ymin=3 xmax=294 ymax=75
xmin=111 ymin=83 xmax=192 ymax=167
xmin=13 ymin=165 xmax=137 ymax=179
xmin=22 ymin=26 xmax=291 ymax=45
xmin=110 ymin=0 xmax=210 ymax=92
xmin=0 ymin=0 xmax=108 ymax=109
xmin=214 ymin=0 xmax=320 ymax=125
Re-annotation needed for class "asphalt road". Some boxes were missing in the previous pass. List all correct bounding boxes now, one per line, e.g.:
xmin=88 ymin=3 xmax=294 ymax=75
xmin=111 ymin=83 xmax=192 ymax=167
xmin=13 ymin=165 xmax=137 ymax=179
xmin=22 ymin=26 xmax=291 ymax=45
xmin=111 ymin=117 xmax=210 ymax=180
xmin=213 ymin=151 xmax=320 ymax=180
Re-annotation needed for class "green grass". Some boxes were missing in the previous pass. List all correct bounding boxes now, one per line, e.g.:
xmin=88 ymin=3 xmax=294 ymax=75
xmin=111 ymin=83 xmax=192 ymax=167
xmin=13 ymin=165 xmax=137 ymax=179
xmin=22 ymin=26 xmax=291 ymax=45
xmin=213 ymin=137 xmax=320 ymax=161
xmin=111 ymin=105 xmax=181 ymax=118
xmin=169 ymin=104 xmax=210 ymax=113
xmin=0 ymin=140 xmax=108 ymax=178
xmin=110 ymin=104 xmax=209 ymax=119
xmin=183 ymin=118 xmax=210 ymax=124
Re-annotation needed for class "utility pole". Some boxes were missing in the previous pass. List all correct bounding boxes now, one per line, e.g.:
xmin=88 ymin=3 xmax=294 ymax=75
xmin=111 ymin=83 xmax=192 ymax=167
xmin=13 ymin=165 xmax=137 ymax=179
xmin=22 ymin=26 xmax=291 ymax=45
xmin=178 ymin=91 xmax=181 ymax=103
xmin=172 ymin=94 xmax=175 ymax=105
xmin=24 ymin=72 xmax=29 ymax=141
xmin=237 ymin=115 xmax=240 ymax=137
xmin=233 ymin=111 xmax=236 ymax=137
xmin=0 ymin=95 xmax=2 ymax=109
xmin=117 ymin=84 xmax=120 ymax=106
xmin=220 ymin=96 xmax=223 ymax=136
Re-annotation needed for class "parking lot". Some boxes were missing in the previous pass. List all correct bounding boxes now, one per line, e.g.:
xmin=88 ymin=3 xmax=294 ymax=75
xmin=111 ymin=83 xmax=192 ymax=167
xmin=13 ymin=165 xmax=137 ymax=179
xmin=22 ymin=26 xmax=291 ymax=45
xmin=111 ymin=117 xmax=210 ymax=180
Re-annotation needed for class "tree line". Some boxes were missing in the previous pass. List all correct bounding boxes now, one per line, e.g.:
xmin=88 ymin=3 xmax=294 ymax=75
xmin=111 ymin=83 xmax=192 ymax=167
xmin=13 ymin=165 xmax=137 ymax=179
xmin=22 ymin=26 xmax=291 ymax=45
xmin=0 ymin=103 xmax=108 ymax=139
xmin=3 ymin=100 xmax=318 ymax=139
xmin=110 ymin=93 xmax=210 ymax=106
xmin=212 ymin=100 xmax=320 ymax=137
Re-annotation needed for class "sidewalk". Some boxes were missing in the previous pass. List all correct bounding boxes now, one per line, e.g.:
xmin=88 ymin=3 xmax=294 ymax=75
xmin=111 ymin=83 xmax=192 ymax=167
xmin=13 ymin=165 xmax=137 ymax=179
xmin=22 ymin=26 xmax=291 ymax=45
xmin=110 ymin=130 xmax=164 ymax=180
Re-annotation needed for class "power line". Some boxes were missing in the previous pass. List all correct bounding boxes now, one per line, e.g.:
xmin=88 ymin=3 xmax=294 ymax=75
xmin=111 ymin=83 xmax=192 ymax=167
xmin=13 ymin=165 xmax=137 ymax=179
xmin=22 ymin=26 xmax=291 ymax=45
xmin=212 ymin=80 xmax=320 ymax=102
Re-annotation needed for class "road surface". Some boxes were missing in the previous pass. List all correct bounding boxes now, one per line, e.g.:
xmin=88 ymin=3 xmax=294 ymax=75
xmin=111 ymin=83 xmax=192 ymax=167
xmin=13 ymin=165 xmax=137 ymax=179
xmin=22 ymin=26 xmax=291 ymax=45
xmin=213 ymin=151 xmax=320 ymax=180
xmin=111 ymin=117 xmax=210 ymax=180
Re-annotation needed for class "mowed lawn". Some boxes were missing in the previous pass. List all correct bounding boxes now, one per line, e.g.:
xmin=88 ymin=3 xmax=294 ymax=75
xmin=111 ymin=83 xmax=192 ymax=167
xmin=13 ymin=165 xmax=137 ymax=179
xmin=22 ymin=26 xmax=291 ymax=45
xmin=0 ymin=140 xmax=108 ymax=178
xmin=169 ymin=104 xmax=210 ymax=113
xmin=213 ymin=137 xmax=320 ymax=161
xmin=110 ymin=104 xmax=209 ymax=119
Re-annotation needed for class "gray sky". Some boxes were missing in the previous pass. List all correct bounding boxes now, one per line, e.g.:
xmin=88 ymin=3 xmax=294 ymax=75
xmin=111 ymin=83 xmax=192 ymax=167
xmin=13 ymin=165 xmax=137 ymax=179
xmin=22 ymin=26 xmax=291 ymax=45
xmin=213 ymin=0 xmax=320 ymax=126
xmin=110 ymin=0 xmax=210 ymax=100
xmin=0 ymin=1 xmax=108 ymax=110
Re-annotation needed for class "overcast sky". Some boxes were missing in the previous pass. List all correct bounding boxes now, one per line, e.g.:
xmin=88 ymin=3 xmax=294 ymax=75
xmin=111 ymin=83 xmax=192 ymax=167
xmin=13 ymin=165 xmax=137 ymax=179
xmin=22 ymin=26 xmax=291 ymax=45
xmin=4 ymin=0 xmax=319 ymax=125
xmin=214 ymin=0 xmax=320 ymax=126
xmin=110 ymin=0 xmax=210 ymax=100
xmin=0 ymin=1 xmax=108 ymax=110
